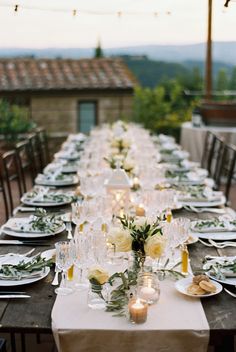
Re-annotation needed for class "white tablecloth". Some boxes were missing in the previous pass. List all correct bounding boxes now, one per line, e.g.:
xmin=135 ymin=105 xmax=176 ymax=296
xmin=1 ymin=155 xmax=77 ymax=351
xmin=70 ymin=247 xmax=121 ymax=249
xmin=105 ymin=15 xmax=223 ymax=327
xmin=52 ymin=278 xmax=209 ymax=352
xmin=180 ymin=122 xmax=236 ymax=162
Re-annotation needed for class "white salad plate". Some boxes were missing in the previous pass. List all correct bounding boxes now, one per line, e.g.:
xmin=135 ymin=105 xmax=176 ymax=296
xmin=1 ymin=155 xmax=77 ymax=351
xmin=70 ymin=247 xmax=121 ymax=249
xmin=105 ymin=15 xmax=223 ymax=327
xmin=175 ymin=277 xmax=222 ymax=298
xmin=41 ymin=249 xmax=56 ymax=261
xmin=1 ymin=218 xmax=65 ymax=238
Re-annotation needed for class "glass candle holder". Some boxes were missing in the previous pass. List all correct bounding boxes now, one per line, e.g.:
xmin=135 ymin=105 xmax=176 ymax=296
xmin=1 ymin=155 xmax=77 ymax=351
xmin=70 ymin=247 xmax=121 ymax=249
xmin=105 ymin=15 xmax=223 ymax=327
xmin=128 ymin=298 xmax=148 ymax=324
xmin=137 ymin=272 xmax=160 ymax=305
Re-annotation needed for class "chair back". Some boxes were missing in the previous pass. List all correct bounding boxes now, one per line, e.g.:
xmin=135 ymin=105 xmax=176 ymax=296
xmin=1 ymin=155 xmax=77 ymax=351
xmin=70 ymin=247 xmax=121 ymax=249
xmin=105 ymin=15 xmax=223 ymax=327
xmin=1 ymin=150 xmax=23 ymax=215
xmin=28 ymin=133 xmax=43 ymax=175
xmin=0 ymin=162 xmax=10 ymax=222
xmin=216 ymin=143 xmax=236 ymax=204
xmin=15 ymin=140 xmax=35 ymax=192
xmin=35 ymin=127 xmax=50 ymax=167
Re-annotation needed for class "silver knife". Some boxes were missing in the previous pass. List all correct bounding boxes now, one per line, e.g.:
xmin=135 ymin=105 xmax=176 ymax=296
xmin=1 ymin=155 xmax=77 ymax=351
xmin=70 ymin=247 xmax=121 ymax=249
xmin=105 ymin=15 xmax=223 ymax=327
xmin=0 ymin=240 xmax=50 ymax=246
xmin=0 ymin=295 xmax=30 ymax=298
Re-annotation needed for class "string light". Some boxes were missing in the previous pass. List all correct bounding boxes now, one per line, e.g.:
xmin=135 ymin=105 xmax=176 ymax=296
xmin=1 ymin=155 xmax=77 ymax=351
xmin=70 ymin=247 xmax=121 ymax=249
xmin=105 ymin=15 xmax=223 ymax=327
xmin=0 ymin=2 xmax=173 ymax=17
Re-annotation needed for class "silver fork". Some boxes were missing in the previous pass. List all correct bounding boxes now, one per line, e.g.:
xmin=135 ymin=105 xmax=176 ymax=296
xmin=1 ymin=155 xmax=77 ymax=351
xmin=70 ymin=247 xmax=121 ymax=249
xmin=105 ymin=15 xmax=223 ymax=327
xmin=51 ymin=265 xmax=60 ymax=286
xmin=224 ymin=288 xmax=236 ymax=298
xmin=66 ymin=222 xmax=73 ymax=240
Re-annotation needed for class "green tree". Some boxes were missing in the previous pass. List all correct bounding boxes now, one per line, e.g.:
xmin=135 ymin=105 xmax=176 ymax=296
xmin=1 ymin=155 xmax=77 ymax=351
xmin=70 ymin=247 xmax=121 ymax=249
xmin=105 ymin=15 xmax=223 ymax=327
xmin=216 ymin=68 xmax=228 ymax=91
xmin=131 ymin=80 xmax=198 ymax=141
xmin=94 ymin=40 xmax=104 ymax=58
xmin=229 ymin=66 xmax=236 ymax=90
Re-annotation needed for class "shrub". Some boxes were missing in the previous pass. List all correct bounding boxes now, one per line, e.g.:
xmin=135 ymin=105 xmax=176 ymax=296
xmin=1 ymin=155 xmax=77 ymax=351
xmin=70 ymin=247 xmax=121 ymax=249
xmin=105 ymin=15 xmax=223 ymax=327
xmin=0 ymin=99 xmax=35 ymax=141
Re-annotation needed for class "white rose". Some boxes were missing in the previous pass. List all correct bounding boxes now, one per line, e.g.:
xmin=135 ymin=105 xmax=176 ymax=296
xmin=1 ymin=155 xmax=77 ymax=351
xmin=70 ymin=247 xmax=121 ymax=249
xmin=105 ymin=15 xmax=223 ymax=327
xmin=111 ymin=139 xmax=119 ymax=148
xmin=122 ymin=138 xmax=131 ymax=149
xmin=144 ymin=235 xmax=166 ymax=259
xmin=111 ymin=147 xmax=120 ymax=155
xmin=107 ymin=227 xmax=132 ymax=252
xmin=123 ymin=158 xmax=134 ymax=171
xmin=87 ymin=266 xmax=109 ymax=285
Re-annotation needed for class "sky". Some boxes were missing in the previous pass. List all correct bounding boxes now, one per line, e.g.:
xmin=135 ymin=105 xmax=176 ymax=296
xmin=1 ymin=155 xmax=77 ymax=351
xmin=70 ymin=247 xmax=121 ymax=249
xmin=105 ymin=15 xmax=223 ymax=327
xmin=0 ymin=0 xmax=235 ymax=48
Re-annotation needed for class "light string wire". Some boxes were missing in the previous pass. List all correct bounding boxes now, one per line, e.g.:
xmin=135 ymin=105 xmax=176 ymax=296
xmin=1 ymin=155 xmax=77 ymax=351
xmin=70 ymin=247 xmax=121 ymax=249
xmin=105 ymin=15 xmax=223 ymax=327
xmin=0 ymin=2 xmax=172 ymax=17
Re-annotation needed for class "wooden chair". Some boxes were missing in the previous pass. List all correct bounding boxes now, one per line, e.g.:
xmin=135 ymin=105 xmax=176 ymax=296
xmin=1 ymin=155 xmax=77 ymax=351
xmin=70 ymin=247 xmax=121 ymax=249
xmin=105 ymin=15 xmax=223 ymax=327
xmin=1 ymin=150 xmax=23 ymax=216
xmin=208 ymin=134 xmax=225 ymax=187
xmin=201 ymin=132 xmax=225 ymax=187
xmin=0 ymin=163 xmax=10 ymax=222
xmin=201 ymin=131 xmax=215 ymax=171
xmin=35 ymin=127 xmax=50 ymax=167
xmin=216 ymin=143 xmax=236 ymax=204
xmin=27 ymin=132 xmax=43 ymax=176
xmin=15 ymin=140 xmax=35 ymax=193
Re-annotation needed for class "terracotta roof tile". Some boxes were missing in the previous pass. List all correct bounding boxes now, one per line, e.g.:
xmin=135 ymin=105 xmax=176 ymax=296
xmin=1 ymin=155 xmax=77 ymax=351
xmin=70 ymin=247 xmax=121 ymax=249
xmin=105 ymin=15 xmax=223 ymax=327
xmin=0 ymin=58 xmax=137 ymax=92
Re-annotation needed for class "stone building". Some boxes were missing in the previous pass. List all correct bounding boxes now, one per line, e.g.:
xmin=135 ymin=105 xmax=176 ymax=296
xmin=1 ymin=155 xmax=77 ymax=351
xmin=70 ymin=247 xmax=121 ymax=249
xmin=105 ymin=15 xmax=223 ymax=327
xmin=0 ymin=58 xmax=137 ymax=136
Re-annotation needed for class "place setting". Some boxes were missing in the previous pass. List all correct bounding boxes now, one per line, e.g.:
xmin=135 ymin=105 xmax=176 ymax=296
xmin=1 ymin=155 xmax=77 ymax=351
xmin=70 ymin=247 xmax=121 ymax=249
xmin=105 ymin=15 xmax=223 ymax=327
xmin=21 ymin=186 xmax=74 ymax=207
xmin=35 ymin=170 xmax=79 ymax=187
xmin=0 ymin=209 xmax=65 ymax=239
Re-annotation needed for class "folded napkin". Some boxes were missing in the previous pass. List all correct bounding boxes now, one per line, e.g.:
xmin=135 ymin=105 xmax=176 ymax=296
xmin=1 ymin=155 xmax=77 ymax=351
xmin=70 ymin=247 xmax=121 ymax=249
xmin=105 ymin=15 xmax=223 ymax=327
xmin=2 ymin=218 xmax=49 ymax=234
xmin=0 ymin=270 xmax=44 ymax=281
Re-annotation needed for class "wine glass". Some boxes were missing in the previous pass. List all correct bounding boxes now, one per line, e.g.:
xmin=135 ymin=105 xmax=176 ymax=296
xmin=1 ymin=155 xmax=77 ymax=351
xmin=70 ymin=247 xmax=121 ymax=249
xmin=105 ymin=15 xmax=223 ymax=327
xmin=55 ymin=241 xmax=74 ymax=296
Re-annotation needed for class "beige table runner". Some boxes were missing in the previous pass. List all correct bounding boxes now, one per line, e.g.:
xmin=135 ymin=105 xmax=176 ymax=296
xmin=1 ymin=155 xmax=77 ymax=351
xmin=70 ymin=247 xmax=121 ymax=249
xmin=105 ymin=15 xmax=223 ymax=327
xmin=52 ymin=278 xmax=209 ymax=352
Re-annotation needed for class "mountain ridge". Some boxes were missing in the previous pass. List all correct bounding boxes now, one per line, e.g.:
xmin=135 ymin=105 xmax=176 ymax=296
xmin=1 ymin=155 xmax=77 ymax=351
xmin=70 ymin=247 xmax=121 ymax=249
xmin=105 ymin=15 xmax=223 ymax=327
xmin=0 ymin=41 xmax=235 ymax=64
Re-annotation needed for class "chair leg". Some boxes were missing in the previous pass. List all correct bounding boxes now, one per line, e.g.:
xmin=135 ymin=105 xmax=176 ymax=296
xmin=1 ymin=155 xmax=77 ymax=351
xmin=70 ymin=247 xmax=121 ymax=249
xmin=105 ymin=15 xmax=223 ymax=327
xmin=36 ymin=333 xmax=41 ymax=344
xmin=20 ymin=333 xmax=26 ymax=352
xmin=10 ymin=332 xmax=16 ymax=352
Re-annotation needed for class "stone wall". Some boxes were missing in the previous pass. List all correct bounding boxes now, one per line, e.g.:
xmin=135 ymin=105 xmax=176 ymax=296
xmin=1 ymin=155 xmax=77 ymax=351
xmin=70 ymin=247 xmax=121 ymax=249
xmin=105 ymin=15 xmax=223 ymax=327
xmin=31 ymin=92 xmax=133 ymax=134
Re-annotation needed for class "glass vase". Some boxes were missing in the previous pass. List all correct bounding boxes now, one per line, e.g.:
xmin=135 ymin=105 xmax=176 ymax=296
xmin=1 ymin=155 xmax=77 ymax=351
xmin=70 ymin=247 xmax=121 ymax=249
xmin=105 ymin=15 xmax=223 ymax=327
xmin=87 ymin=284 xmax=106 ymax=310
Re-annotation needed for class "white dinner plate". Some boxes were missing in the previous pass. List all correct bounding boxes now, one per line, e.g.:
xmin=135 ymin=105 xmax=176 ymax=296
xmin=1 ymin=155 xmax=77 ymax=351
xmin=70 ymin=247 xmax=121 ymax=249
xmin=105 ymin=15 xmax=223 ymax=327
xmin=189 ymin=230 xmax=236 ymax=241
xmin=206 ymin=273 xmax=236 ymax=286
xmin=180 ymin=195 xmax=226 ymax=208
xmin=21 ymin=195 xmax=72 ymax=207
xmin=0 ymin=267 xmax=50 ymax=287
xmin=203 ymin=257 xmax=236 ymax=286
xmin=175 ymin=277 xmax=222 ymax=298
xmin=35 ymin=175 xmax=79 ymax=187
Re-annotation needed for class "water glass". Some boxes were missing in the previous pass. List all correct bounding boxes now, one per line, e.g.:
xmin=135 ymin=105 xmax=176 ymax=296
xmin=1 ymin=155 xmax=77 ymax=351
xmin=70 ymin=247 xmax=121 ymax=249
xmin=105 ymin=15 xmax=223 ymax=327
xmin=55 ymin=241 xmax=74 ymax=296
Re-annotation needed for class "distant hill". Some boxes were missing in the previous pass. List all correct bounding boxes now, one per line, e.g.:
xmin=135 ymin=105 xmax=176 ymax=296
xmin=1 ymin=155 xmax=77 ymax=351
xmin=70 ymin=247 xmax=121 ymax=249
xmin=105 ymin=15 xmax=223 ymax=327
xmin=121 ymin=56 xmax=233 ymax=88
xmin=0 ymin=42 xmax=236 ymax=64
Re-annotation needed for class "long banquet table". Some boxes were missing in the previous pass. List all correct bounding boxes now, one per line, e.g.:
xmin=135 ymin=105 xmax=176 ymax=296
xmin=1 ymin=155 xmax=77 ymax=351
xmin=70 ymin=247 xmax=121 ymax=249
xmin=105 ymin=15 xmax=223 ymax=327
xmin=0 ymin=131 xmax=236 ymax=352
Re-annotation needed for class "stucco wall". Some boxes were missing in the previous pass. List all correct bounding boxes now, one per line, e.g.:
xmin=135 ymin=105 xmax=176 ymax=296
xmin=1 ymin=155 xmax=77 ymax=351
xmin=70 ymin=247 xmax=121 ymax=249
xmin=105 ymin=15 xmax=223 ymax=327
xmin=31 ymin=93 xmax=133 ymax=134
